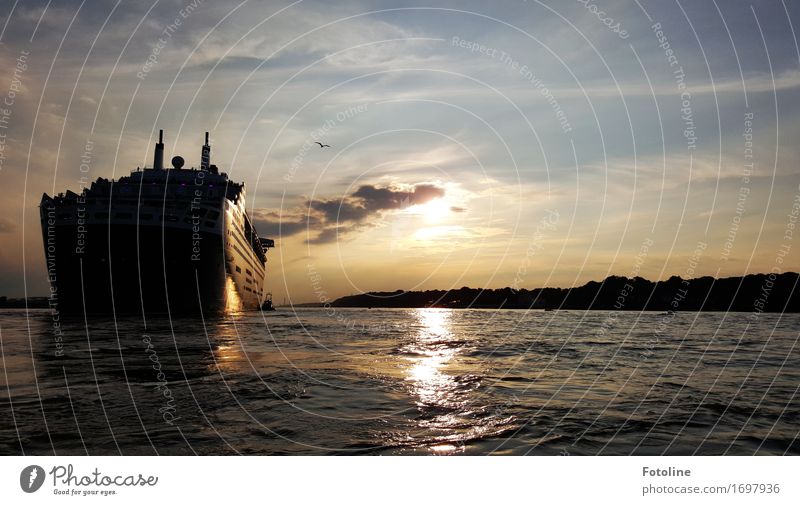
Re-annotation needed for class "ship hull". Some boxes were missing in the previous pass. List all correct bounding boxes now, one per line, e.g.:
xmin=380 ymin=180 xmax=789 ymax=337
xmin=221 ymin=199 xmax=267 ymax=311
xmin=41 ymin=221 xmax=230 ymax=314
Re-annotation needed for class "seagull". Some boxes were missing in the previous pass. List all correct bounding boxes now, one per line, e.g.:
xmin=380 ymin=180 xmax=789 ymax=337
xmin=315 ymin=141 xmax=331 ymax=148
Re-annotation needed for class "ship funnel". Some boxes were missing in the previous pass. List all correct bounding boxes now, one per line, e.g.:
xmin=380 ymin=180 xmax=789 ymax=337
xmin=154 ymin=129 xmax=164 ymax=170
xmin=200 ymin=131 xmax=211 ymax=171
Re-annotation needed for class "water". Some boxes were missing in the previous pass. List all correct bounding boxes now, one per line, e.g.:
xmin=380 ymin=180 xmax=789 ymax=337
xmin=0 ymin=308 xmax=798 ymax=455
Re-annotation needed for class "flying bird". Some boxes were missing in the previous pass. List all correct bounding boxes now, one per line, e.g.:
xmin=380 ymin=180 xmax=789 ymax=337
xmin=315 ymin=142 xmax=331 ymax=148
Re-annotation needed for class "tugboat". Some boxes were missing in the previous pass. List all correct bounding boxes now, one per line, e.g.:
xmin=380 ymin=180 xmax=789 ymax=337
xmin=261 ymin=293 xmax=275 ymax=311
xmin=39 ymin=130 xmax=274 ymax=314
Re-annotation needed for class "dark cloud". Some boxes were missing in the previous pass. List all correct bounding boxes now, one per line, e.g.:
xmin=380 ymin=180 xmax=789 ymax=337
xmin=309 ymin=183 xmax=445 ymax=224
xmin=308 ymin=199 xmax=369 ymax=223
xmin=254 ymin=183 xmax=446 ymax=244
xmin=351 ymin=183 xmax=445 ymax=212
xmin=252 ymin=210 xmax=321 ymax=238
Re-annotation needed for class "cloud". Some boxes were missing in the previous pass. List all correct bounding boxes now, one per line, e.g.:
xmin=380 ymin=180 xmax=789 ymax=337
xmin=555 ymin=69 xmax=800 ymax=99
xmin=255 ymin=183 xmax=446 ymax=244
xmin=251 ymin=210 xmax=321 ymax=237
xmin=306 ymin=225 xmax=356 ymax=245
xmin=351 ymin=183 xmax=444 ymax=210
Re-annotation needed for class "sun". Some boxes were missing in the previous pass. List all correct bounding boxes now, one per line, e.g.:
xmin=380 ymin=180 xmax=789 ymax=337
xmin=416 ymin=198 xmax=451 ymax=223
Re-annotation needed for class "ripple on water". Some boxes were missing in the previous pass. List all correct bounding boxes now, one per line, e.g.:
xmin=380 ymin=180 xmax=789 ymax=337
xmin=1 ymin=308 xmax=798 ymax=455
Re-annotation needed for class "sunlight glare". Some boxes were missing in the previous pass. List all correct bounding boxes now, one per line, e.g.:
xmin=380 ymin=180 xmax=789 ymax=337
xmin=405 ymin=309 xmax=457 ymax=407
xmin=419 ymin=198 xmax=451 ymax=223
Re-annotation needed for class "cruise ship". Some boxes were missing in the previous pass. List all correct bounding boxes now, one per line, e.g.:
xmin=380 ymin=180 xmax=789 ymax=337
xmin=39 ymin=131 xmax=273 ymax=314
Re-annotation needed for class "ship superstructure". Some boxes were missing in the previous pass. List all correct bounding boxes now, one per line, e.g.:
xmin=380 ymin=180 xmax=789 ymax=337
xmin=40 ymin=131 xmax=273 ymax=314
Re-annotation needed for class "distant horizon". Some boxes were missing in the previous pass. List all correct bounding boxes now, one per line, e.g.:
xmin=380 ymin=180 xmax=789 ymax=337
xmin=6 ymin=270 xmax=796 ymax=307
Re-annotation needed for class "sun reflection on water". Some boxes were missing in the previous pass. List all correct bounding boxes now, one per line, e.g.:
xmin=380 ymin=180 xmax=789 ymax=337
xmin=429 ymin=443 xmax=462 ymax=454
xmin=405 ymin=309 xmax=458 ymax=407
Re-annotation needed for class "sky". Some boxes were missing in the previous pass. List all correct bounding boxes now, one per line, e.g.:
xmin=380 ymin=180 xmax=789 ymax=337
xmin=0 ymin=0 xmax=798 ymax=303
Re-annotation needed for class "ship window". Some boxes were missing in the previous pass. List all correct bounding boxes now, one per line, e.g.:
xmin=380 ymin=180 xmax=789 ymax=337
xmin=139 ymin=213 xmax=153 ymax=220
xmin=245 ymin=278 xmax=252 ymax=284
xmin=235 ymin=266 xmax=241 ymax=273
xmin=95 ymin=212 xmax=108 ymax=219
xmin=115 ymin=212 xmax=132 ymax=219
xmin=245 ymin=269 xmax=252 ymax=276
xmin=245 ymin=287 xmax=252 ymax=292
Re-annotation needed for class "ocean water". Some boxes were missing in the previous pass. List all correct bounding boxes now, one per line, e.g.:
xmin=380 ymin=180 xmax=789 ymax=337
xmin=0 ymin=307 xmax=798 ymax=455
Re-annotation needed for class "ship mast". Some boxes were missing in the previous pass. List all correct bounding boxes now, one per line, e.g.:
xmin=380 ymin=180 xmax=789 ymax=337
xmin=154 ymin=129 xmax=164 ymax=170
xmin=200 ymin=131 xmax=211 ymax=171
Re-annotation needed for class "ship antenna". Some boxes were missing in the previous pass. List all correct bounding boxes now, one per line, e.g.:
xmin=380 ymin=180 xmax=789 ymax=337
xmin=200 ymin=131 xmax=211 ymax=170
xmin=154 ymin=129 xmax=164 ymax=170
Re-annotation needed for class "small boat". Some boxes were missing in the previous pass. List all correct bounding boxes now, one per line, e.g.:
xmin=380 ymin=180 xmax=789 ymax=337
xmin=261 ymin=293 xmax=276 ymax=311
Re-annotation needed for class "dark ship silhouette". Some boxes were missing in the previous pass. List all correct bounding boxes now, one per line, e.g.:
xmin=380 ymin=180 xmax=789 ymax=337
xmin=40 ymin=131 xmax=273 ymax=314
